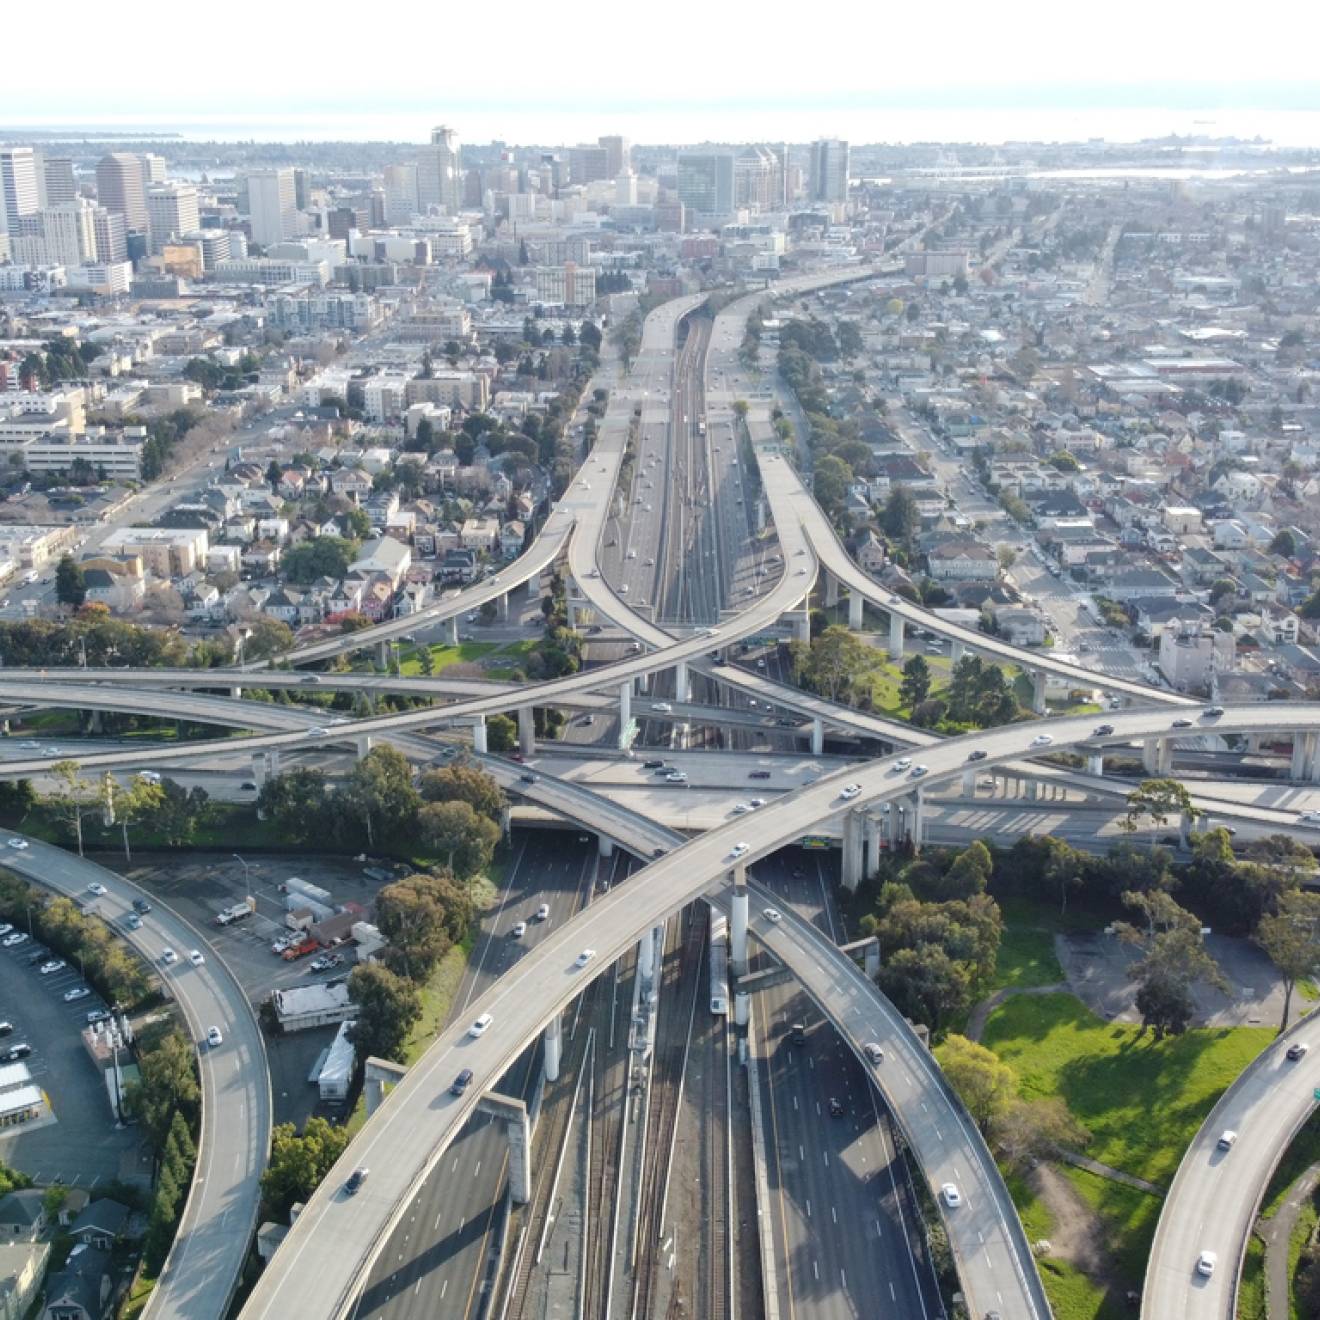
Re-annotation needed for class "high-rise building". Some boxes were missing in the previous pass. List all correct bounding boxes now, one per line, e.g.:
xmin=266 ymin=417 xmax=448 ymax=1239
xmin=140 ymin=153 xmax=167 ymax=184
xmin=42 ymin=157 xmax=77 ymax=208
xmin=40 ymin=200 xmax=98 ymax=266
xmin=599 ymin=135 xmax=630 ymax=179
xmin=568 ymin=145 xmax=611 ymax=185
xmin=808 ymin=139 xmax=850 ymax=204
xmin=246 ymin=168 xmax=298 ymax=247
xmin=0 ymin=148 xmax=41 ymax=234
xmin=92 ymin=207 xmax=127 ymax=264
xmin=146 ymin=183 xmax=200 ymax=253
xmin=734 ymin=145 xmax=784 ymax=212
xmin=293 ymin=168 xmax=310 ymax=210
xmin=536 ymin=261 xmax=596 ymax=308
xmin=417 ymin=126 xmax=461 ymax=215
xmin=676 ymin=152 xmax=735 ymax=217
xmin=96 ymin=153 xmax=149 ymax=234
xmin=384 ymin=164 xmax=419 ymax=225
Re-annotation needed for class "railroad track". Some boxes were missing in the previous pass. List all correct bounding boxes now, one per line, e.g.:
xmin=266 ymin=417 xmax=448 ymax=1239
xmin=703 ymin=1009 xmax=732 ymax=1320
xmin=630 ymin=909 xmax=705 ymax=1319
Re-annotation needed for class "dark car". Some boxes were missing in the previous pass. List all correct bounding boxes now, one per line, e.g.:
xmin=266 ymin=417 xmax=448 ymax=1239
xmin=345 ymin=1167 xmax=369 ymax=1195
xmin=519 ymin=773 xmax=535 ymax=783
xmin=509 ymin=751 xmax=524 ymax=763
xmin=133 ymin=898 xmax=152 ymax=914
xmin=0 ymin=1021 xmax=11 ymax=1036
xmin=967 ymin=750 xmax=987 ymax=762
xmin=643 ymin=759 xmax=665 ymax=769
xmin=1287 ymin=1042 xmax=1309 ymax=1061
xmin=651 ymin=847 xmax=665 ymax=858
xmin=1092 ymin=724 xmax=1114 ymax=737
xmin=1171 ymin=718 xmax=1193 ymax=729
xmin=1203 ymin=706 xmax=1226 ymax=718
xmin=450 ymin=1068 xmax=474 ymax=1096
xmin=828 ymin=1096 xmax=845 ymax=1117
xmin=749 ymin=770 xmax=772 ymax=779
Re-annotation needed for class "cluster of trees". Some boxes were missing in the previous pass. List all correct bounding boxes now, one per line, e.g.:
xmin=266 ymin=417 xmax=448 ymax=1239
xmin=260 ymin=1116 xmax=351 ymax=1219
xmin=856 ymin=842 xmax=1004 ymax=1032
xmin=126 ymin=1027 xmax=201 ymax=1271
xmin=920 ymin=654 xmax=1021 ymax=731
xmin=0 ymin=869 xmax=152 ymax=1006
xmin=183 ymin=353 xmax=260 ymax=393
xmin=0 ymin=609 xmax=188 ymax=668
xmin=39 ymin=765 xmax=212 ymax=857
xmin=280 ymin=535 xmax=360 ymax=585
xmin=18 ymin=338 xmax=101 ymax=390
xmin=257 ymin=750 xmax=505 ymax=879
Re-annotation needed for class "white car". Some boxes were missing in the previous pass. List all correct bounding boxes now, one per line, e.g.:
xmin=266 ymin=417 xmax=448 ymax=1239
xmin=574 ymin=949 xmax=596 ymax=969
xmin=731 ymin=803 xmax=750 ymax=815
xmin=468 ymin=1012 xmax=493 ymax=1038
xmin=763 ymin=907 xmax=782 ymax=923
xmin=511 ymin=921 xmax=527 ymax=939
xmin=840 ymin=783 xmax=862 ymax=800
xmin=894 ymin=757 xmax=912 ymax=772
xmin=910 ymin=765 xmax=929 ymax=778
xmin=1196 ymin=1250 xmax=1217 ymax=1277
xmin=206 ymin=1026 xmax=223 ymax=1048
xmin=87 ymin=883 xmax=107 ymax=897
xmin=1217 ymin=1130 xmax=1238 ymax=1150
xmin=1030 ymin=733 xmax=1053 ymax=747
xmin=63 ymin=986 xmax=90 ymax=1002
xmin=535 ymin=904 xmax=550 ymax=922
xmin=39 ymin=959 xmax=66 ymax=975
xmin=1300 ymin=810 xmax=1320 ymax=824
xmin=0 ymin=924 xmax=10 ymax=938
xmin=729 ymin=842 xmax=749 ymax=859
xmin=161 ymin=947 xmax=178 ymax=965
xmin=6 ymin=838 xmax=29 ymax=851
xmin=306 ymin=726 xmax=329 ymax=738
xmin=864 ymin=1043 xmax=885 ymax=1065
xmin=652 ymin=702 xmax=672 ymax=713
xmin=2 ymin=932 xmax=27 ymax=947
xmin=941 ymin=1183 xmax=962 ymax=1208
xmin=188 ymin=949 xmax=204 ymax=966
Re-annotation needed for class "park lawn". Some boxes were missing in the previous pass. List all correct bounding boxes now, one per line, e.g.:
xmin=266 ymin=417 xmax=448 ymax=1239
xmin=989 ymin=895 xmax=1098 ymax=992
xmin=398 ymin=640 xmax=498 ymax=676
xmin=485 ymin=638 xmax=539 ymax=679
xmin=1033 ymin=1258 xmax=1115 ymax=1320
xmin=981 ymin=992 xmax=1272 ymax=1186
xmin=1062 ymin=1166 xmax=1161 ymax=1286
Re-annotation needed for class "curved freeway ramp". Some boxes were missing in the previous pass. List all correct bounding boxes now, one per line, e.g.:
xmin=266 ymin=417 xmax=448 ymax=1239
xmin=3 ymin=839 xmax=270 ymax=1320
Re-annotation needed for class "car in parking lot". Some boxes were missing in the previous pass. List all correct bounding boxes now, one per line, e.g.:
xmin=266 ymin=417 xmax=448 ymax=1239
xmin=468 ymin=1013 xmax=493 ymax=1038
xmin=86 ymin=1009 xmax=111 ymax=1025
xmin=63 ymin=986 xmax=90 ymax=1002
xmin=2 ymin=932 xmax=28 ymax=948
xmin=271 ymin=937 xmax=291 ymax=955
xmin=39 ymin=959 xmax=66 ymax=975
xmin=2 ymin=1042 xmax=31 ymax=1061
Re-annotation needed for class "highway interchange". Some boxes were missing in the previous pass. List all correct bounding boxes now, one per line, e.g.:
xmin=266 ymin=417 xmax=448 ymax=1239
xmin=3 ymin=269 xmax=1318 ymax=1319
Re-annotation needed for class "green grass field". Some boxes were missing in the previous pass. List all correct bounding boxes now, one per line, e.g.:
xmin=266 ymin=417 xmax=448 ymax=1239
xmin=397 ymin=640 xmax=498 ymax=675
xmin=982 ymin=993 xmax=1271 ymax=1186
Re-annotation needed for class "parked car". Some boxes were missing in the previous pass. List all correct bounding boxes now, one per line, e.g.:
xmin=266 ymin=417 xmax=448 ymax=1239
xmin=63 ymin=987 xmax=90 ymax=1002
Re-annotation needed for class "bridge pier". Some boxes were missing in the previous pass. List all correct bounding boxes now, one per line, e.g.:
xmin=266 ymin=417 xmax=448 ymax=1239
xmin=230 ymin=686 xmax=243 ymax=700
xmin=268 ymin=749 xmax=280 ymax=778
xmin=888 ymin=613 xmax=904 ymax=660
xmin=564 ymin=595 xmax=577 ymax=631
xmin=909 ymin=788 xmax=925 ymax=851
xmin=376 ymin=640 xmax=389 ymax=668
xmin=792 ymin=610 xmax=811 ymax=644
xmin=810 ymin=716 xmax=824 ymax=756
xmin=1031 ymin=670 xmax=1048 ymax=716
xmin=355 ymin=735 xmax=372 ymax=759
xmin=674 ymin=660 xmax=690 ymax=703
xmin=1142 ymin=736 xmax=1171 ymax=776
xmin=841 ymin=808 xmax=865 ymax=890
xmin=1291 ymin=731 xmax=1318 ymax=782
xmin=543 ymin=1013 xmax=562 ymax=1082
xmin=730 ymin=886 xmax=749 ymax=975
xmin=1025 ymin=777 xmax=1039 ymax=801
xmin=1086 ymin=753 xmax=1104 ymax=778
xmin=251 ymin=753 xmax=268 ymax=787
xmin=863 ymin=812 xmax=882 ymax=878
xmin=597 ymin=833 xmax=614 ymax=859
xmin=848 ymin=590 xmax=864 ymax=630
xmin=950 ymin=639 xmax=965 ymax=667
xmin=617 ymin=680 xmax=632 ymax=748
xmin=448 ymin=615 xmax=459 ymax=646
xmin=477 ymin=1094 xmax=532 ymax=1204
xmin=517 ymin=707 xmax=535 ymax=757
xmin=961 ymin=768 xmax=976 ymax=795
xmin=363 ymin=1056 xmax=407 ymax=1117
xmin=472 ymin=716 xmax=488 ymax=755
xmin=824 ymin=573 xmax=839 ymax=608
xmin=497 ymin=592 xmax=509 ymax=621
xmin=526 ymin=573 xmax=539 ymax=600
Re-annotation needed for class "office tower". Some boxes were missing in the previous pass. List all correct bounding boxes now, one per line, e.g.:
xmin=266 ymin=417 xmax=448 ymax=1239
xmin=383 ymin=163 xmax=419 ymax=225
xmin=734 ymin=145 xmax=782 ymax=212
xmin=96 ymin=153 xmax=149 ymax=233
xmin=0 ymin=148 xmax=41 ymax=234
xmin=676 ymin=152 xmax=735 ymax=217
xmin=293 ymin=168 xmax=309 ymax=210
xmin=599 ymin=135 xmax=630 ymax=179
xmin=92 ymin=207 xmax=127 ymax=263
xmin=246 ymin=168 xmax=297 ymax=246
xmin=140 ymin=153 xmax=167 ymax=183
xmin=416 ymin=126 xmax=461 ymax=215
xmin=41 ymin=200 xmax=98 ymax=266
xmin=808 ymin=139 xmax=850 ymax=203
xmin=568 ymin=145 xmax=610 ymax=185
xmin=146 ymin=183 xmax=200 ymax=253
xmin=42 ymin=157 xmax=77 ymax=207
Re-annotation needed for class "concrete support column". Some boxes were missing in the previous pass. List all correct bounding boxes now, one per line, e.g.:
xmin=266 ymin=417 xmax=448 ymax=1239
xmin=526 ymin=573 xmax=540 ymax=600
xmin=88 ymin=709 xmax=103 ymax=735
xmin=472 ymin=716 xmax=488 ymax=755
xmin=824 ymin=573 xmax=840 ymax=608
xmin=810 ymin=717 xmax=824 ymax=756
xmin=950 ymin=640 xmax=965 ymax=667
xmin=1309 ymin=735 xmax=1320 ymax=785
xmin=888 ymin=612 xmax=905 ymax=660
xmin=1142 ymin=737 xmax=1170 ymax=776
xmin=267 ymin=749 xmax=280 ymax=778
xmin=1032 ymin=670 xmax=1048 ymax=716
xmin=618 ymin=680 xmax=632 ymax=750
xmin=674 ymin=661 xmax=690 ymax=704
xmin=251 ymin=753 xmax=267 ymax=788
xmin=364 ymin=1057 xmax=408 ymax=1117
xmin=848 ymin=591 xmax=864 ymax=631
xmin=565 ymin=596 xmax=577 ymax=631
xmin=793 ymin=611 xmax=811 ymax=644
xmin=863 ymin=814 xmax=881 ymax=878
xmin=1025 ymin=777 xmax=1039 ymax=801
xmin=841 ymin=808 xmax=865 ymax=890
xmin=909 ymin=789 xmax=925 ymax=852
xmin=731 ymin=887 xmax=750 ymax=975
xmin=543 ymin=1013 xmax=562 ymax=1083
xmin=598 ymin=833 xmax=614 ymax=859
xmin=376 ymin=640 xmax=389 ymax=668
xmin=354 ymin=735 xmax=372 ymax=760
xmin=1086 ymin=753 xmax=1104 ymax=778
xmin=504 ymin=1104 xmax=532 ymax=1204
xmin=1291 ymin=732 xmax=1316 ymax=783
xmin=961 ymin=768 xmax=976 ymax=796
xmin=230 ymin=687 xmax=243 ymax=700
xmin=448 ymin=615 xmax=459 ymax=646
xmin=497 ymin=592 xmax=509 ymax=621
xmin=517 ymin=707 xmax=535 ymax=757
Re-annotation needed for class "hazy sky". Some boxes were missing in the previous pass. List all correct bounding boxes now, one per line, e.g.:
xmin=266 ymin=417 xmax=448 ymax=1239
xmin=6 ymin=0 xmax=1318 ymax=142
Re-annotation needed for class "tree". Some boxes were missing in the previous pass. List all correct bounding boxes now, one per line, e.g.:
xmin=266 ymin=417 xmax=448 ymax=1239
xmin=1123 ymin=777 xmax=1199 ymax=836
xmin=105 ymin=774 xmax=167 ymax=861
xmin=1256 ymin=891 xmax=1320 ymax=1032
xmin=1269 ymin=529 xmax=1297 ymax=559
xmin=44 ymin=760 xmax=98 ymax=856
xmin=813 ymin=454 xmax=853 ymax=518
xmin=1208 ymin=577 xmax=1237 ymax=605
xmin=936 ymin=1033 xmax=1018 ymax=1132
xmin=242 ymin=618 xmax=294 ymax=662
xmin=338 ymin=746 xmax=419 ymax=849
xmin=802 ymin=626 xmax=871 ymax=703
xmin=991 ymin=1096 xmax=1090 ymax=1173
xmin=579 ymin=321 xmax=602 ymax=352
xmin=418 ymin=761 xmax=506 ymax=822
xmin=55 ymin=555 xmax=86 ymax=608
xmin=417 ymin=800 xmax=500 ymax=880
xmin=281 ymin=536 xmax=359 ymax=584
xmin=376 ymin=871 xmax=473 ymax=976
xmin=899 ymin=655 xmax=931 ymax=710
xmin=261 ymin=1117 xmax=352 ymax=1218
xmin=882 ymin=485 xmax=919 ymax=543
xmin=879 ymin=944 xmax=973 ymax=1033
xmin=996 ymin=545 xmax=1018 ymax=572
xmin=257 ymin=768 xmax=331 ymax=845
xmin=144 ymin=779 xmax=210 ymax=847
xmin=939 ymin=840 xmax=993 ymax=901
xmin=732 ymin=399 xmax=749 ymax=419
xmin=486 ymin=714 xmax=517 ymax=753
xmin=343 ymin=506 xmax=372 ymax=540
xmin=347 ymin=964 xmax=422 ymax=1063
xmin=127 ymin=1030 xmax=200 ymax=1151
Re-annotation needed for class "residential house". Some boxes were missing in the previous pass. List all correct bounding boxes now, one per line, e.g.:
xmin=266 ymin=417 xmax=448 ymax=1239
xmin=1132 ymin=597 xmax=1214 ymax=637
xmin=989 ymin=603 xmax=1047 ymax=645
xmin=854 ymin=529 xmax=887 ymax=575
xmin=0 ymin=1241 xmax=49 ymax=1320
xmin=40 ymin=1243 xmax=111 ymax=1320
xmin=330 ymin=467 xmax=373 ymax=503
xmin=68 ymin=1201 xmax=128 ymax=1253
xmin=350 ymin=537 xmax=411 ymax=590
xmin=0 ymin=1190 xmax=45 ymax=1242
xmin=241 ymin=541 xmax=282 ymax=575
xmin=263 ymin=588 xmax=304 ymax=625
xmin=328 ymin=576 xmax=367 ymax=617
xmin=459 ymin=518 xmax=499 ymax=552
xmin=1158 ymin=627 xmax=1236 ymax=693
xmin=440 ymin=548 xmax=477 ymax=584
xmin=358 ymin=575 xmax=395 ymax=621
xmin=79 ymin=556 xmax=146 ymax=613
xmin=925 ymin=536 xmax=999 ymax=581
xmin=499 ymin=521 xmax=525 ymax=558
xmin=277 ymin=469 xmax=307 ymax=499
xmin=1108 ymin=568 xmax=1180 ymax=600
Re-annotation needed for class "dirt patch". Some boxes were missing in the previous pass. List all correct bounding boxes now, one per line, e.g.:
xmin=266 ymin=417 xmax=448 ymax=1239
xmin=1030 ymin=1161 xmax=1116 ymax=1282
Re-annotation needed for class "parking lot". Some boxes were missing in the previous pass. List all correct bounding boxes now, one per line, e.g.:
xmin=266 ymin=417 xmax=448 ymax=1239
xmin=0 ymin=924 xmax=149 ymax=1189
